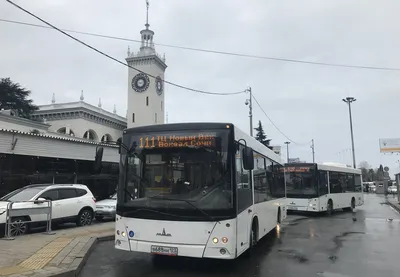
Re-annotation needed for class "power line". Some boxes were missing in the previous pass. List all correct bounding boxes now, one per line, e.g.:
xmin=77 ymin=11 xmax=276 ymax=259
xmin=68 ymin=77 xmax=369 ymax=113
xmin=251 ymin=92 xmax=311 ymax=145
xmin=4 ymin=2 xmax=314 ymax=145
xmin=4 ymin=1 xmax=245 ymax=96
xmin=2 ymin=18 xmax=400 ymax=72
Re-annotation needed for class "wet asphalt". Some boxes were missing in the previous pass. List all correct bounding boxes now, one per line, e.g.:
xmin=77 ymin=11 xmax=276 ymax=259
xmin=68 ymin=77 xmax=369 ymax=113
xmin=79 ymin=194 xmax=400 ymax=277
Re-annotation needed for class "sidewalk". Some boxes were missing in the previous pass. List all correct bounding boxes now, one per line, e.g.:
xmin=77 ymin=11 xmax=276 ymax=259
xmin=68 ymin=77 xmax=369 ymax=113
xmin=0 ymin=222 xmax=114 ymax=277
xmin=386 ymin=195 xmax=400 ymax=213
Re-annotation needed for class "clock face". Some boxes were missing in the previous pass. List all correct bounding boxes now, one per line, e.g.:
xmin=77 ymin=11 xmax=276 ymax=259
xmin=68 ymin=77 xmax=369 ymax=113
xmin=155 ymin=76 xmax=164 ymax=96
xmin=132 ymin=73 xmax=150 ymax=93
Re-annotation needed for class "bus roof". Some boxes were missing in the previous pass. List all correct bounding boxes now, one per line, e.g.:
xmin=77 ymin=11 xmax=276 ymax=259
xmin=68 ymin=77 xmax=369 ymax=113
xmin=233 ymin=125 xmax=283 ymax=165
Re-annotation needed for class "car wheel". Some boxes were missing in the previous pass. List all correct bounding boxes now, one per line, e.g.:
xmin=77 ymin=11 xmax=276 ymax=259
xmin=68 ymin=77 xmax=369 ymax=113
xmin=10 ymin=217 xmax=29 ymax=237
xmin=77 ymin=209 xmax=93 ymax=226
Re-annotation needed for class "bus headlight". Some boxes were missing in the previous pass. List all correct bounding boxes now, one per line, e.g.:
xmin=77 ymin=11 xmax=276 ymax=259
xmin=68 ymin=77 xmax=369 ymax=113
xmin=212 ymin=237 xmax=219 ymax=244
xmin=121 ymin=231 xmax=126 ymax=237
xmin=221 ymin=237 xmax=228 ymax=243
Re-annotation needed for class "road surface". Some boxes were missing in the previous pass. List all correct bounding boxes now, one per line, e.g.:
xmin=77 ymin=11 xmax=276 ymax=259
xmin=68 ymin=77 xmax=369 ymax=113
xmin=79 ymin=194 xmax=400 ymax=277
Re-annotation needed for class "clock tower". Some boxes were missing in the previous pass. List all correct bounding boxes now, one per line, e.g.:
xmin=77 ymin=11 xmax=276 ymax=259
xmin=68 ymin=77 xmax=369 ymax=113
xmin=126 ymin=0 xmax=167 ymax=128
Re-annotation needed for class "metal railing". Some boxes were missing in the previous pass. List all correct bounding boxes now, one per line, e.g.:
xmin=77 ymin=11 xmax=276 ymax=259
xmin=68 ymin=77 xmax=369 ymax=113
xmin=2 ymin=200 xmax=55 ymax=240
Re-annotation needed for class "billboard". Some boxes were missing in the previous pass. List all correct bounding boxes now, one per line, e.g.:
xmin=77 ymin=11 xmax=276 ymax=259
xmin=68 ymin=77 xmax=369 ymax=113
xmin=379 ymin=138 xmax=400 ymax=153
xmin=288 ymin=158 xmax=301 ymax=163
xmin=271 ymin=145 xmax=281 ymax=156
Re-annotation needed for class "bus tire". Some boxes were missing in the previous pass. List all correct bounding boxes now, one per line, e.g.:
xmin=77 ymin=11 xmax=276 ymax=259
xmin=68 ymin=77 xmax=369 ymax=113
xmin=351 ymin=197 xmax=356 ymax=211
xmin=326 ymin=200 xmax=333 ymax=216
xmin=244 ymin=218 xmax=258 ymax=258
xmin=344 ymin=198 xmax=356 ymax=212
xmin=277 ymin=208 xmax=281 ymax=225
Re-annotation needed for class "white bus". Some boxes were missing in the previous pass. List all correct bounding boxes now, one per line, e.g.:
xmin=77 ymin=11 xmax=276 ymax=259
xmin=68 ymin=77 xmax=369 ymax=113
xmin=284 ymin=163 xmax=363 ymax=214
xmin=96 ymin=123 xmax=286 ymax=259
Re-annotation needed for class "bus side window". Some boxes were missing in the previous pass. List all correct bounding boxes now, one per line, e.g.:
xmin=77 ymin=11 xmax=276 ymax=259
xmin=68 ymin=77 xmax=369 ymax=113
xmin=319 ymin=171 xmax=328 ymax=196
xmin=329 ymin=172 xmax=341 ymax=193
xmin=346 ymin=174 xmax=355 ymax=192
xmin=354 ymin=175 xmax=362 ymax=192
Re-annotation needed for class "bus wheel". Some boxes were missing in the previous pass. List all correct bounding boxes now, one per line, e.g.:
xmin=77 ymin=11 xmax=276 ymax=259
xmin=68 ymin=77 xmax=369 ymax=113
xmin=327 ymin=200 xmax=333 ymax=216
xmin=351 ymin=198 xmax=356 ymax=211
xmin=244 ymin=221 xmax=258 ymax=257
xmin=277 ymin=208 xmax=281 ymax=225
xmin=344 ymin=198 xmax=356 ymax=212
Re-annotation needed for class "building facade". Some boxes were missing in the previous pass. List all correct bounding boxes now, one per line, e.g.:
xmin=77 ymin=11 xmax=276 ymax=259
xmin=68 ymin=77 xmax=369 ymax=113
xmin=30 ymin=92 xmax=127 ymax=142
xmin=0 ymin=129 xmax=119 ymax=199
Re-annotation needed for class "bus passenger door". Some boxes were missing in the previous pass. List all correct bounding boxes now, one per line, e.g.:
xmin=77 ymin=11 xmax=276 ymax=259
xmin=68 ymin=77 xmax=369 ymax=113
xmin=235 ymin=144 xmax=253 ymax=255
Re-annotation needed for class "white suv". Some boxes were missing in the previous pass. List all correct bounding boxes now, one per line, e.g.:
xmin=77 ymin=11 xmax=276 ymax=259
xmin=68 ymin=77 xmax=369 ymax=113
xmin=0 ymin=184 xmax=97 ymax=236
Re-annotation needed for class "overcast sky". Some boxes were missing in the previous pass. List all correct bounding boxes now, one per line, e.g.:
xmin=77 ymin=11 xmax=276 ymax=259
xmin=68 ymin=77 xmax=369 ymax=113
xmin=1 ymin=0 xmax=400 ymax=174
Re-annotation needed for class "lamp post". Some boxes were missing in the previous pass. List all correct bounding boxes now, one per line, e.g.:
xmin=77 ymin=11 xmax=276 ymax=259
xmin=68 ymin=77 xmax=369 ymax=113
xmin=342 ymin=97 xmax=356 ymax=169
xmin=284 ymin=141 xmax=290 ymax=163
xmin=245 ymin=87 xmax=253 ymax=136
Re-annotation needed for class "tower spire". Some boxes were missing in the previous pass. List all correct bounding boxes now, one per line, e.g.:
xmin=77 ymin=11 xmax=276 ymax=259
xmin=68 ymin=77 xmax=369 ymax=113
xmin=145 ymin=0 xmax=150 ymax=29
xmin=139 ymin=0 xmax=155 ymax=52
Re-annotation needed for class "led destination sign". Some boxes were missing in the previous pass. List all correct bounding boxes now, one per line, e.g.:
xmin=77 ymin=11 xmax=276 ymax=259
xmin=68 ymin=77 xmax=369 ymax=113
xmin=285 ymin=166 xmax=313 ymax=173
xmin=137 ymin=133 xmax=217 ymax=149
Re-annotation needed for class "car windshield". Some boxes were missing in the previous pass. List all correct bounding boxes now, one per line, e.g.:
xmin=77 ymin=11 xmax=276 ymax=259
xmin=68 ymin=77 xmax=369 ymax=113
xmin=119 ymin=130 xmax=233 ymax=220
xmin=2 ymin=187 xmax=46 ymax=202
xmin=110 ymin=193 xmax=117 ymax=199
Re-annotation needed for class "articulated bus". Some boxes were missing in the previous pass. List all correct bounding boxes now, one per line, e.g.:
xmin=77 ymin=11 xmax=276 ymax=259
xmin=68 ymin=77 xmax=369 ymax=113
xmin=284 ymin=163 xmax=363 ymax=214
xmin=96 ymin=123 xmax=286 ymax=259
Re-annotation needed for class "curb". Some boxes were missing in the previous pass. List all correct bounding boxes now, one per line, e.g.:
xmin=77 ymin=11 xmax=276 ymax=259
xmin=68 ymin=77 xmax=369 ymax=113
xmin=73 ymin=234 xmax=115 ymax=277
xmin=386 ymin=200 xmax=400 ymax=214
xmin=35 ymin=234 xmax=115 ymax=277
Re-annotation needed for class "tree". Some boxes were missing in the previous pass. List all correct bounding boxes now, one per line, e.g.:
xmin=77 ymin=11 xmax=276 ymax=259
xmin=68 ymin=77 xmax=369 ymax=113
xmin=358 ymin=161 xmax=371 ymax=170
xmin=359 ymin=161 xmax=371 ymax=181
xmin=367 ymin=168 xmax=377 ymax=182
xmin=254 ymin=120 xmax=272 ymax=149
xmin=0 ymin=78 xmax=38 ymax=118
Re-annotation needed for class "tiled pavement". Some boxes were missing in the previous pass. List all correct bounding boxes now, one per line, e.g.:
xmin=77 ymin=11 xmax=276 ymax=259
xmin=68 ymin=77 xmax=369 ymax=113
xmin=0 ymin=222 xmax=114 ymax=277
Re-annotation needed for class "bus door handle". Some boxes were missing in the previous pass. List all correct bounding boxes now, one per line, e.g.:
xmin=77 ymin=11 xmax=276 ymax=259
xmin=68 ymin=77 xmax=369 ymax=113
xmin=248 ymin=209 xmax=252 ymax=213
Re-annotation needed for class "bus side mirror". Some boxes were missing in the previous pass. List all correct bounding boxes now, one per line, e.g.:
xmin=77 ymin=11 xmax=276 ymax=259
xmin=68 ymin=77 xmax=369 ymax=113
xmin=117 ymin=138 xmax=122 ymax=154
xmin=242 ymin=147 xmax=254 ymax=170
xmin=94 ymin=146 xmax=104 ymax=173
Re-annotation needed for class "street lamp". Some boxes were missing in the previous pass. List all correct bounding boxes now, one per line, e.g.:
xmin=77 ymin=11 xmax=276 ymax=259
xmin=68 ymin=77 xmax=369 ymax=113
xmin=245 ymin=87 xmax=253 ymax=136
xmin=284 ymin=141 xmax=290 ymax=163
xmin=342 ymin=97 xmax=356 ymax=169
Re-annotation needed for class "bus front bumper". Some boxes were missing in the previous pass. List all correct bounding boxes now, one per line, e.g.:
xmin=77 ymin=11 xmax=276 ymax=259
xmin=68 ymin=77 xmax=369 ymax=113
xmin=287 ymin=205 xmax=319 ymax=212
xmin=115 ymin=239 xmax=236 ymax=259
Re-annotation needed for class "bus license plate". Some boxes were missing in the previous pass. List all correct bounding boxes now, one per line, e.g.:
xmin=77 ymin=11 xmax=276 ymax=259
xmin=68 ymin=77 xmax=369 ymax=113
xmin=151 ymin=245 xmax=178 ymax=256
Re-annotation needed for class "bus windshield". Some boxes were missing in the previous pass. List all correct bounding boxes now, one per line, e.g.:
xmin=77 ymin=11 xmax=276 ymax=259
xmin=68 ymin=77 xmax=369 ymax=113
xmin=119 ymin=129 xmax=233 ymax=221
xmin=285 ymin=165 xmax=318 ymax=198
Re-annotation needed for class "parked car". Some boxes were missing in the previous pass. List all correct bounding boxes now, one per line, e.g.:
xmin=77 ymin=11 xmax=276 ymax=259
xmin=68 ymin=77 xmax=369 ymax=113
xmin=95 ymin=193 xmax=116 ymax=221
xmin=369 ymin=185 xmax=376 ymax=193
xmin=0 ymin=184 xmax=97 ymax=236
xmin=388 ymin=186 xmax=398 ymax=194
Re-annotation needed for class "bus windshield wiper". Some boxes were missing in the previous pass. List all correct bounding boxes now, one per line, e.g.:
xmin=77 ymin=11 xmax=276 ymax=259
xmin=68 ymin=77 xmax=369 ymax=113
xmin=148 ymin=196 xmax=219 ymax=223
